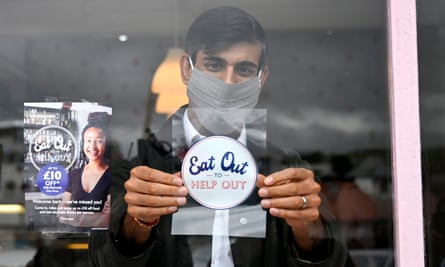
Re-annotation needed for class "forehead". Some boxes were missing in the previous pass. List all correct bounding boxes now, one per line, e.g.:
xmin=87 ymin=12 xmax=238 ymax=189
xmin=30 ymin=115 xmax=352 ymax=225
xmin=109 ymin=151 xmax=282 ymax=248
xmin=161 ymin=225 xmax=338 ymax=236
xmin=84 ymin=127 xmax=105 ymax=136
xmin=196 ymin=42 xmax=262 ymax=65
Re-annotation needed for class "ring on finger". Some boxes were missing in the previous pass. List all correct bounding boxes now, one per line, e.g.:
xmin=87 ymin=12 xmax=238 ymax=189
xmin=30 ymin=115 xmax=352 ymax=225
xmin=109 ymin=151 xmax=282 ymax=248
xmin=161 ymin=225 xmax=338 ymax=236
xmin=301 ymin=196 xmax=307 ymax=210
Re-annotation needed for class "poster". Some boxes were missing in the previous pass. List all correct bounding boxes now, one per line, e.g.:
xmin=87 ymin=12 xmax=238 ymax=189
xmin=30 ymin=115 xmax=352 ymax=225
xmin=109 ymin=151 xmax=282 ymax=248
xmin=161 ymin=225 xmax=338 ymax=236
xmin=24 ymin=102 xmax=112 ymax=233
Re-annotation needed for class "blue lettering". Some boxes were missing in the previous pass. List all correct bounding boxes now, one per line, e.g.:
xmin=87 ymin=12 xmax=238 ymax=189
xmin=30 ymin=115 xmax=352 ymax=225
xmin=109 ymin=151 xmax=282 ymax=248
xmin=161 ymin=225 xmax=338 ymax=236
xmin=221 ymin=152 xmax=249 ymax=174
xmin=189 ymin=156 xmax=216 ymax=175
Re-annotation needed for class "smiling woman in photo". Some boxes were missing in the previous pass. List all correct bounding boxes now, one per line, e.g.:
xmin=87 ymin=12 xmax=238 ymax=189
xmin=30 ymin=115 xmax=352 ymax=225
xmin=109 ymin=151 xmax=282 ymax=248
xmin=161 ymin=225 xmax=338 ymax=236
xmin=58 ymin=112 xmax=111 ymax=228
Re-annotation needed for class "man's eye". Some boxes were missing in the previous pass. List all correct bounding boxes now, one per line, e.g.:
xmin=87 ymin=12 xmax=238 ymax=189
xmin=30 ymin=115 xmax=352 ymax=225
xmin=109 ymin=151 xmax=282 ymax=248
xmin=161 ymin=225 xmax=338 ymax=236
xmin=204 ymin=62 xmax=222 ymax=72
xmin=236 ymin=66 xmax=256 ymax=77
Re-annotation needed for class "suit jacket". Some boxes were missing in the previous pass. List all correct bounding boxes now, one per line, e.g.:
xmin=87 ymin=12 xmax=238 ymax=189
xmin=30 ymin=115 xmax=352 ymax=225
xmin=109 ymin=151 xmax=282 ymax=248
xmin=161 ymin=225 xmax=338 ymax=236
xmin=89 ymin=106 xmax=350 ymax=267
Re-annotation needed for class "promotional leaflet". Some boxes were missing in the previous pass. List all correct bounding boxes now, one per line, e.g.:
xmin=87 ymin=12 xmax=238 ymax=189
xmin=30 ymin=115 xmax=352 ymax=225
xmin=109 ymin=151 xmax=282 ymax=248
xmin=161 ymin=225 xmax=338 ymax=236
xmin=24 ymin=102 xmax=112 ymax=233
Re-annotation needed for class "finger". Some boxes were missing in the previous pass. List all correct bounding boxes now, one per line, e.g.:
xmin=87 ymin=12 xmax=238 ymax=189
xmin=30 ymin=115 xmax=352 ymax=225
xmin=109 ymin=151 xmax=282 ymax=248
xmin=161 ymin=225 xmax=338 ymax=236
xmin=125 ymin=191 xmax=187 ymax=208
xmin=131 ymin=166 xmax=183 ymax=186
xmin=268 ymin=207 xmax=320 ymax=223
xmin=259 ymin=178 xmax=319 ymax=198
xmin=264 ymin=168 xmax=314 ymax=186
xmin=261 ymin=195 xmax=321 ymax=210
xmin=256 ymin=174 xmax=266 ymax=188
xmin=102 ymin=206 xmax=110 ymax=214
xmin=125 ymin=178 xmax=188 ymax=197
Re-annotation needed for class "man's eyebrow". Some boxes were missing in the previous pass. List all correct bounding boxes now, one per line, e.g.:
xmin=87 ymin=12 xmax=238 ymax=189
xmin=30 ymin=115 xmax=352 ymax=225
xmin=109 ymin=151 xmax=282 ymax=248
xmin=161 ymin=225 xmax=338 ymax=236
xmin=202 ymin=55 xmax=225 ymax=63
xmin=236 ymin=61 xmax=258 ymax=69
xmin=202 ymin=56 xmax=258 ymax=68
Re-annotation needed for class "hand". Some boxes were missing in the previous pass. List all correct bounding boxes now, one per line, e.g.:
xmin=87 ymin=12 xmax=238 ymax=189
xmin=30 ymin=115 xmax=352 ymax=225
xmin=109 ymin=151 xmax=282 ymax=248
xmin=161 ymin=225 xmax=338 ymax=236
xmin=257 ymin=168 xmax=322 ymax=250
xmin=124 ymin=166 xmax=188 ymax=225
xmin=102 ymin=194 xmax=111 ymax=214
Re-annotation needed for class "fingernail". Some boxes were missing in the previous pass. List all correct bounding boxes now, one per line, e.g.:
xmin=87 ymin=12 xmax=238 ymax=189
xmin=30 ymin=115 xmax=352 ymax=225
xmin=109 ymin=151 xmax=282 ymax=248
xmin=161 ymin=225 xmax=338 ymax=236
xmin=269 ymin=208 xmax=279 ymax=216
xmin=261 ymin=199 xmax=270 ymax=208
xmin=173 ymin=178 xmax=183 ymax=186
xmin=178 ymin=187 xmax=188 ymax=195
xmin=176 ymin=197 xmax=186 ymax=205
xmin=258 ymin=188 xmax=268 ymax=196
xmin=265 ymin=176 xmax=273 ymax=185
xmin=168 ymin=206 xmax=178 ymax=213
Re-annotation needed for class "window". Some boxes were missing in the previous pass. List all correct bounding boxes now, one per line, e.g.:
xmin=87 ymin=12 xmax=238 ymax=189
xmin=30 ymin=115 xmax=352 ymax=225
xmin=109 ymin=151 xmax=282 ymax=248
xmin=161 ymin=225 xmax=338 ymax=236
xmin=0 ymin=0 xmax=434 ymax=266
xmin=418 ymin=0 xmax=445 ymax=265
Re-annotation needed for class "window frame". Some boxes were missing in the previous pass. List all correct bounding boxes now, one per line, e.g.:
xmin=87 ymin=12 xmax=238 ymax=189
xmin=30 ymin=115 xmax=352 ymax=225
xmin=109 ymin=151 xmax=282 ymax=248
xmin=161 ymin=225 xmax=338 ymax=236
xmin=387 ymin=0 xmax=425 ymax=266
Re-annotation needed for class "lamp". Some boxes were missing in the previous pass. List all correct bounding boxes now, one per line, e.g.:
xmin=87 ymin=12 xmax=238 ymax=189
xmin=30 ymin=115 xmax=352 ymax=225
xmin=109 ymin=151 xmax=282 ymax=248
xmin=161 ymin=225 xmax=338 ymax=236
xmin=151 ymin=48 xmax=188 ymax=115
xmin=150 ymin=0 xmax=188 ymax=115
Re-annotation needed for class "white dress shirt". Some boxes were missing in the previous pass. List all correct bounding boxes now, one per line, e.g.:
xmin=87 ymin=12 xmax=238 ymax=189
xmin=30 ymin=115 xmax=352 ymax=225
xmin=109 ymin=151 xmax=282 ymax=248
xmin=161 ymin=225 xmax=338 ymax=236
xmin=183 ymin=108 xmax=248 ymax=267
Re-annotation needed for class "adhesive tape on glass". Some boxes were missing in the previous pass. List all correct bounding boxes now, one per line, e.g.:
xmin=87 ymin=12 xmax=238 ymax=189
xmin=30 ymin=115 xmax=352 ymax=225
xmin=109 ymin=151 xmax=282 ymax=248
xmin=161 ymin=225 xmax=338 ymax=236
xmin=181 ymin=136 xmax=257 ymax=209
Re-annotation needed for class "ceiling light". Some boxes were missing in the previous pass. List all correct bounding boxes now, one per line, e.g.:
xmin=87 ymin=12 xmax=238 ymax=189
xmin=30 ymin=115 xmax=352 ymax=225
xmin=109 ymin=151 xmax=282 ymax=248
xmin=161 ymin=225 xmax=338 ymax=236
xmin=0 ymin=204 xmax=25 ymax=214
xmin=118 ymin=34 xmax=128 ymax=42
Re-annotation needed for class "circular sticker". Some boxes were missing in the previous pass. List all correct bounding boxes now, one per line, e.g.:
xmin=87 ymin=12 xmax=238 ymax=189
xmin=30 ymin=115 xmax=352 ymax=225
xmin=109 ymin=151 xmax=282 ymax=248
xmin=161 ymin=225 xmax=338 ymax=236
xmin=181 ymin=136 xmax=257 ymax=209
xmin=28 ymin=125 xmax=78 ymax=171
xmin=36 ymin=163 xmax=69 ymax=195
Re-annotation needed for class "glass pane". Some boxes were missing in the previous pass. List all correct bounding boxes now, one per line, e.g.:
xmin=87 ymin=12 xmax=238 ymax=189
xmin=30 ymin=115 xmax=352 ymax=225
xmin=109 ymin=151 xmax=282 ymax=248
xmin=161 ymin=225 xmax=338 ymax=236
xmin=261 ymin=9 xmax=394 ymax=267
xmin=0 ymin=1 xmax=393 ymax=266
xmin=417 ymin=0 xmax=445 ymax=266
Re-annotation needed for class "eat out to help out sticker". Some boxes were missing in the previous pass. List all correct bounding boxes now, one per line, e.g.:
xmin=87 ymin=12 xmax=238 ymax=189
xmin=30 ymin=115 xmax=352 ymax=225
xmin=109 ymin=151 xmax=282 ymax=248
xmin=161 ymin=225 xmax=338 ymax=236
xmin=181 ymin=136 xmax=257 ymax=209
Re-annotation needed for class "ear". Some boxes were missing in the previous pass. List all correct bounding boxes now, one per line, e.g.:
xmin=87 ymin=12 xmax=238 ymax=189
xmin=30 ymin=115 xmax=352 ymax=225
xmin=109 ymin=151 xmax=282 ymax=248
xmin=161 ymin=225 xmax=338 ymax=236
xmin=180 ymin=54 xmax=193 ymax=85
xmin=259 ymin=65 xmax=269 ymax=89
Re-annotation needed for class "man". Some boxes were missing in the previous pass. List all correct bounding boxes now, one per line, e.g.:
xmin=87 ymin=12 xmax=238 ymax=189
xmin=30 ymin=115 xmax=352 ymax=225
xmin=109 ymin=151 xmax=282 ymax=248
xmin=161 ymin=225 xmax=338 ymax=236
xmin=89 ymin=6 xmax=349 ymax=267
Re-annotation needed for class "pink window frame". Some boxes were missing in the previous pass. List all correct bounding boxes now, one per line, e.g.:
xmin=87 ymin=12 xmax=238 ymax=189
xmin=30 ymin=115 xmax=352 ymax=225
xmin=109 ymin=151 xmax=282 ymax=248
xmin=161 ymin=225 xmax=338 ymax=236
xmin=387 ymin=0 xmax=425 ymax=266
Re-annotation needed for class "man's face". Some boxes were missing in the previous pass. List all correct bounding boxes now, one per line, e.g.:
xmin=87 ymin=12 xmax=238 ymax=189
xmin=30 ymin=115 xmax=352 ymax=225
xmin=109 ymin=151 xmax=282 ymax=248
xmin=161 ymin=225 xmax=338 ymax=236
xmin=193 ymin=42 xmax=263 ymax=84
xmin=180 ymin=41 xmax=269 ymax=137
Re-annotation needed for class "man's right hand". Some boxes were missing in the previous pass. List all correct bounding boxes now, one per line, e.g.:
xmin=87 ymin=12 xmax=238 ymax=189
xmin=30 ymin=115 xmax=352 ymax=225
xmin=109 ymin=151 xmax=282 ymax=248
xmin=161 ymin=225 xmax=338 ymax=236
xmin=124 ymin=165 xmax=188 ymax=223
xmin=118 ymin=166 xmax=188 ymax=253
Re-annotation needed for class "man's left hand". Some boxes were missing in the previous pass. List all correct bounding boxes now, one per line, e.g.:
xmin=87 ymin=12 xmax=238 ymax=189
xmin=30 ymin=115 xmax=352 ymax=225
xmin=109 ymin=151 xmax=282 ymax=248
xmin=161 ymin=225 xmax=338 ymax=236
xmin=258 ymin=168 xmax=323 ymax=250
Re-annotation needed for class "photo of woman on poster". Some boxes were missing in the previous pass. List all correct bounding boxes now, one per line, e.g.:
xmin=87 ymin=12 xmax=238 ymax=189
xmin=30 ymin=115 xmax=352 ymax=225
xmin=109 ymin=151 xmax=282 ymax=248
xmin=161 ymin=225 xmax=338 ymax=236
xmin=58 ymin=112 xmax=111 ymax=228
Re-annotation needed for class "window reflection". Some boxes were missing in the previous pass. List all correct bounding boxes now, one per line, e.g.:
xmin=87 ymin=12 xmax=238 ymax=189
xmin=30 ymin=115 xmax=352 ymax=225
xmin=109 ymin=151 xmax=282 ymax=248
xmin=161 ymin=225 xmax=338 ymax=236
xmin=259 ymin=23 xmax=393 ymax=266
xmin=418 ymin=0 xmax=445 ymax=266
xmin=0 ymin=1 xmax=397 ymax=266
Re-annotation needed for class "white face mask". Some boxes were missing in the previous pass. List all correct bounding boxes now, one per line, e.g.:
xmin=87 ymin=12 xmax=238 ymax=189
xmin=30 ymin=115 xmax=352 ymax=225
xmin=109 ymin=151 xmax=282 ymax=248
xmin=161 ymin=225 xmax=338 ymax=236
xmin=187 ymin=57 xmax=262 ymax=135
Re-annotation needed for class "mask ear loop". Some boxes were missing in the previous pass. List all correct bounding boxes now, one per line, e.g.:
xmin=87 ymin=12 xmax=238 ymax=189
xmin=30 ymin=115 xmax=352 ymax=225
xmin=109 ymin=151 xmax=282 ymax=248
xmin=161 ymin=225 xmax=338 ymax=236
xmin=258 ymin=68 xmax=263 ymax=88
xmin=188 ymin=56 xmax=194 ymax=70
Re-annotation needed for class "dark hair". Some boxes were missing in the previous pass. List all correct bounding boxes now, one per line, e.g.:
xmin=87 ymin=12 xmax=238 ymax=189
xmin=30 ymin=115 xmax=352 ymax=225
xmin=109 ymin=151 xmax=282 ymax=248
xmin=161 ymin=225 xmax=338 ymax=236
xmin=185 ymin=6 xmax=268 ymax=71
xmin=79 ymin=112 xmax=112 ymax=163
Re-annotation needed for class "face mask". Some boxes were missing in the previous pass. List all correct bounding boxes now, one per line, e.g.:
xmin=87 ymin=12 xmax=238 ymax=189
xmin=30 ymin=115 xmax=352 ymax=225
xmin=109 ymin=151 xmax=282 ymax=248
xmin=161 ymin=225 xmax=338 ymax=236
xmin=187 ymin=57 xmax=262 ymax=135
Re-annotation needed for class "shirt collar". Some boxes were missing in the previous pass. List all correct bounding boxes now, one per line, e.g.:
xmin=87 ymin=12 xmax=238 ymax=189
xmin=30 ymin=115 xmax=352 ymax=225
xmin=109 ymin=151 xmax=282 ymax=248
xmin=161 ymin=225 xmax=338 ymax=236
xmin=183 ymin=108 xmax=247 ymax=147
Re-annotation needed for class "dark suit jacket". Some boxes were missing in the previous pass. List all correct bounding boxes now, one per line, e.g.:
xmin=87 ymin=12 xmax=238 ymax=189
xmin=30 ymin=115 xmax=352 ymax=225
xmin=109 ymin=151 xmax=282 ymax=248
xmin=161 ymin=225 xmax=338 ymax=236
xmin=89 ymin=106 xmax=349 ymax=267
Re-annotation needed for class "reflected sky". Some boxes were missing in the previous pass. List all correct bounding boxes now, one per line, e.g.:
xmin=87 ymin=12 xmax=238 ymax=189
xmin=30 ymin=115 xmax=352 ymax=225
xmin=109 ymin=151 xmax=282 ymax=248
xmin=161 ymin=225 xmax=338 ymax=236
xmin=0 ymin=25 xmax=443 ymax=157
